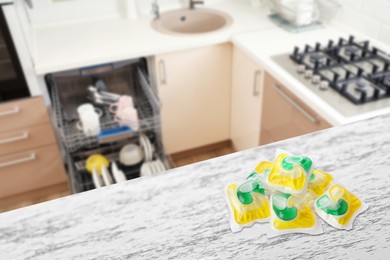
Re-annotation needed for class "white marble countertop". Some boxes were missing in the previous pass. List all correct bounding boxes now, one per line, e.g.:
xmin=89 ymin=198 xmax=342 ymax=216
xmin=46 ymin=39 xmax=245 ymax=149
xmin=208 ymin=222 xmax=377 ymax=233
xmin=1 ymin=114 xmax=390 ymax=259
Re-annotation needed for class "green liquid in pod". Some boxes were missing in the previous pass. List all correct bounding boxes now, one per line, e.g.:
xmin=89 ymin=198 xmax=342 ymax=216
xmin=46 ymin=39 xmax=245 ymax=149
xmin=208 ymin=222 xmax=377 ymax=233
xmin=272 ymin=193 xmax=298 ymax=221
xmin=282 ymin=155 xmax=312 ymax=172
xmin=237 ymin=178 xmax=265 ymax=205
xmin=316 ymin=195 xmax=348 ymax=216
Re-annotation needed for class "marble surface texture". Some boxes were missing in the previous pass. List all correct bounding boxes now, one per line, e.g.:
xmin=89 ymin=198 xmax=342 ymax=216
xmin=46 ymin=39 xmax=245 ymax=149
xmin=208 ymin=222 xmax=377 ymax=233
xmin=1 ymin=114 xmax=390 ymax=259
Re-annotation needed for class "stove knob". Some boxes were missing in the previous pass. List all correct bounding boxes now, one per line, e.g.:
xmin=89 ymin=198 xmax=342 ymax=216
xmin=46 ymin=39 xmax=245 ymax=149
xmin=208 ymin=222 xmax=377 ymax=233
xmin=312 ymin=75 xmax=321 ymax=85
xmin=297 ymin=65 xmax=306 ymax=74
xmin=319 ymin=81 xmax=329 ymax=91
xmin=304 ymin=70 xmax=313 ymax=79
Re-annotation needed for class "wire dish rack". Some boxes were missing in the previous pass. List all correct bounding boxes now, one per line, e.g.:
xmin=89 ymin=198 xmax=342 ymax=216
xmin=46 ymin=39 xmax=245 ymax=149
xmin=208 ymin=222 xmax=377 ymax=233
xmin=48 ymin=62 xmax=161 ymax=153
xmin=66 ymin=132 xmax=172 ymax=193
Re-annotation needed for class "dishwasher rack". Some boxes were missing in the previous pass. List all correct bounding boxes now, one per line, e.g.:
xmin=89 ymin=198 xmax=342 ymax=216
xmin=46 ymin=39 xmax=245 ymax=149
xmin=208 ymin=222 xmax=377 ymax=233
xmin=46 ymin=59 xmax=171 ymax=193
xmin=66 ymin=131 xmax=171 ymax=193
xmin=48 ymin=61 xmax=161 ymax=153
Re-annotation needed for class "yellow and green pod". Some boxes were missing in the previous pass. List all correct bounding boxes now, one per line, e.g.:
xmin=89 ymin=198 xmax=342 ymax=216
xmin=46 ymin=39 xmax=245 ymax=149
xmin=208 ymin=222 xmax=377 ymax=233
xmin=314 ymin=184 xmax=368 ymax=230
xmin=270 ymin=192 xmax=317 ymax=230
xmin=309 ymin=170 xmax=334 ymax=197
xmin=226 ymin=172 xmax=271 ymax=226
xmin=267 ymin=153 xmax=313 ymax=195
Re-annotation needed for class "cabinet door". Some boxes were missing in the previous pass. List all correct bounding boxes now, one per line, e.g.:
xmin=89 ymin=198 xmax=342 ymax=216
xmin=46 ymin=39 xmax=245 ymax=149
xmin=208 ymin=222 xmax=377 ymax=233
xmin=261 ymin=72 xmax=331 ymax=145
xmin=230 ymin=47 xmax=263 ymax=151
xmin=155 ymin=44 xmax=231 ymax=154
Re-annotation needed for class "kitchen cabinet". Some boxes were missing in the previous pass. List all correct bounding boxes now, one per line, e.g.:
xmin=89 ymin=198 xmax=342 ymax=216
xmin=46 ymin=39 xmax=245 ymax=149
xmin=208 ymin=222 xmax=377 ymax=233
xmin=0 ymin=97 xmax=67 ymax=199
xmin=153 ymin=43 xmax=232 ymax=154
xmin=230 ymin=47 xmax=263 ymax=151
xmin=260 ymin=72 xmax=331 ymax=145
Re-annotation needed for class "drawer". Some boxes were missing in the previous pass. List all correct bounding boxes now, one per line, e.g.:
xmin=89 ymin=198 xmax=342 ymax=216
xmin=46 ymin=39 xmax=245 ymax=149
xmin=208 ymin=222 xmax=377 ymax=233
xmin=0 ymin=123 xmax=57 ymax=157
xmin=0 ymin=145 xmax=67 ymax=198
xmin=0 ymin=97 xmax=49 ymax=132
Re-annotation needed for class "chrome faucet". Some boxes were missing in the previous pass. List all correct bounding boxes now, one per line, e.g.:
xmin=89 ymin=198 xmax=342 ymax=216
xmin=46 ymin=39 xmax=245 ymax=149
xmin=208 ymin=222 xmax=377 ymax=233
xmin=152 ymin=0 xmax=160 ymax=20
xmin=189 ymin=0 xmax=204 ymax=10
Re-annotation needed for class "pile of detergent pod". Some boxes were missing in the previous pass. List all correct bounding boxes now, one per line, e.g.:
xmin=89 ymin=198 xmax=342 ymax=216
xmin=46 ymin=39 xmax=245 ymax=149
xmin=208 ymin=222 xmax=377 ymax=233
xmin=224 ymin=150 xmax=368 ymax=238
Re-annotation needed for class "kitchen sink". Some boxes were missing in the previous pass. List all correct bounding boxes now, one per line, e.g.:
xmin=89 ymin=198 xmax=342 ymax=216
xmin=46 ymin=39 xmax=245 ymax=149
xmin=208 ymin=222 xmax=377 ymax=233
xmin=152 ymin=8 xmax=233 ymax=35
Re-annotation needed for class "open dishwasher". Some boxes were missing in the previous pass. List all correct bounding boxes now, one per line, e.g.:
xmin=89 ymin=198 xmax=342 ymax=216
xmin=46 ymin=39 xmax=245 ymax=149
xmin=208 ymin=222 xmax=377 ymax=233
xmin=46 ymin=59 xmax=170 ymax=193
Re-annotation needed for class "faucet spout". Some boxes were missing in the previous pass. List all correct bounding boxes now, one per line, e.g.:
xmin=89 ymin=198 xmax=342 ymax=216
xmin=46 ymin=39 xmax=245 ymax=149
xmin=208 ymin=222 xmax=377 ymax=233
xmin=152 ymin=0 xmax=160 ymax=20
xmin=189 ymin=0 xmax=204 ymax=10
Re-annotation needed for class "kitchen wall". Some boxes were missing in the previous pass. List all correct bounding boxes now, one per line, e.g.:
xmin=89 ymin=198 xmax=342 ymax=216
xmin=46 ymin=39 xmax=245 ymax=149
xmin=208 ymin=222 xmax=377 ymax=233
xmin=135 ymin=0 xmax=224 ymax=14
xmin=334 ymin=0 xmax=390 ymax=45
xmin=23 ymin=0 xmax=121 ymax=25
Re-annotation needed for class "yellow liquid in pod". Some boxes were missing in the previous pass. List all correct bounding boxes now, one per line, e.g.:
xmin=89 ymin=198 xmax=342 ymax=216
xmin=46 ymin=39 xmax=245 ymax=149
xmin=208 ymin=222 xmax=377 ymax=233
xmin=226 ymin=184 xmax=270 ymax=225
xmin=309 ymin=170 xmax=334 ymax=197
xmin=268 ymin=153 xmax=307 ymax=192
xmin=329 ymin=184 xmax=362 ymax=226
xmin=272 ymin=194 xmax=316 ymax=230
xmin=255 ymin=161 xmax=273 ymax=174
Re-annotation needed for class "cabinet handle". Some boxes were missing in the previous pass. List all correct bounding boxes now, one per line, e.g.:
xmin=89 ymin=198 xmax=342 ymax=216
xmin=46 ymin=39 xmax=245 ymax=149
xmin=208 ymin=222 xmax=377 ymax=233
xmin=272 ymin=83 xmax=319 ymax=124
xmin=159 ymin=60 xmax=167 ymax=85
xmin=253 ymin=70 xmax=261 ymax=96
xmin=0 ymin=152 xmax=36 ymax=169
xmin=0 ymin=131 xmax=29 ymax=145
xmin=0 ymin=106 xmax=20 ymax=117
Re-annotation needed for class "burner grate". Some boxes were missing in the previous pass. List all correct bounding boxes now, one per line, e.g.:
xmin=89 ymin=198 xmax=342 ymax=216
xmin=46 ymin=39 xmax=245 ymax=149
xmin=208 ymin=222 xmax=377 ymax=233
xmin=290 ymin=35 xmax=390 ymax=104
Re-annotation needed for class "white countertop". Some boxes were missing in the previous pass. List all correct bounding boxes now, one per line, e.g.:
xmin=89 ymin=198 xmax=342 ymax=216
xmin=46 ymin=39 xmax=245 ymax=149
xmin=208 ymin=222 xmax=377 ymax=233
xmin=30 ymin=0 xmax=390 ymax=125
xmin=232 ymin=25 xmax=390 ymax=125
xmin=0 ymin=0 xmax=13 ymax=4
xmin=32 ymin=0 xmax=276 ymax=74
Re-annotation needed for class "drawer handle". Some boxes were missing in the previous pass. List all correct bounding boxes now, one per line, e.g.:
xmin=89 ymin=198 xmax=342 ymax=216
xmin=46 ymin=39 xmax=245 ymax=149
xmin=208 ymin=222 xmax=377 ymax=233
xmin=272 ymin=83 xmax=319 ymax=124
xmin=0 ymin=152 xmax=36 ymax=169
xmin=253 ymin=70 xmax=261 ymax=97
xmin=0 ymin=106 xmax=20 ymax=117
xmin=0 ymin=131 xmax=29 ymax=145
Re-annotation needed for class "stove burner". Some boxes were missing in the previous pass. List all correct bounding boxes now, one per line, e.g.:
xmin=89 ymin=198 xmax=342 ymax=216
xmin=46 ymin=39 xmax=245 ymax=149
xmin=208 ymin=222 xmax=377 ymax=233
xmin=345 ymin=45 xmax=360 ymax=55
xmin=289 ymin=35 xmax=390 ymax=104
xmin=384 ymin=76 xmax=390 ymax=85
xmin=309 ymin=52 xmax=325 ymax=63
xmin=355 ymin=80 xmax=368 ymax=91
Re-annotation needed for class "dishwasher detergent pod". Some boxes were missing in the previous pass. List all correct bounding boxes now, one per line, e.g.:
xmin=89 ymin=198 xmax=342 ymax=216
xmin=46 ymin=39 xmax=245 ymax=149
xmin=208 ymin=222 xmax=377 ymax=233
xmin=268 ymin=192 xmax=323 ymax=237
xmin=254 ymin=161 xmax=274 ymax=175
xmin=314 ymin=183 xmax=368 ymax=230
xmin=309 ymin=170 xmax=334 ymax=197
xmin=267 ymin=151 xmax=314 ymax=195
xmin=225 ymin=177 xmax=270 ymax=232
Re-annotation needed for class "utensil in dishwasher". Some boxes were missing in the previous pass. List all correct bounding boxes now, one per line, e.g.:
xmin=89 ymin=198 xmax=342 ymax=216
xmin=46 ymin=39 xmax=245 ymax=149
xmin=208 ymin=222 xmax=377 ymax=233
xmin=87 ymin=86 xmax=120 ymax=105
xmin=140 ymin=134 xmax=153 ymax=162
xmin=140 ymin=162 xmax=152 ymax=177
xmin=111 ymin=162 xmax=127 ymax=183
xmin=119 ymin=144 xmax=144 ymax=166
xmin=109 ymin=95 xmax=135 ymax=113
xmin=101 ymin=164 xmax=114 ymax=186
xmin=77 ymin=103 xmax=101 ymax=136
xmin=110 ymin=95 xmax=139 ymax=131
xmin=86 ymin=154 xmax=110 ymax=174
xmin=115 ymin=107 xmax=139 ymax=131
xmin=92 ymin=168 xmax=104 ymax=188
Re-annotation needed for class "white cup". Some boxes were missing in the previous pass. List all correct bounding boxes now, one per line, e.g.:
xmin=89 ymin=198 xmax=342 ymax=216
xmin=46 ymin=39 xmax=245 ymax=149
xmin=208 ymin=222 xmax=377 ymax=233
xmin=77 ymin=103 xmax=94 ymax=116
xmin=77 ymin=111 xmax=100 ymax=136
xmin=77 ymin=103 xmax=101 ymax=136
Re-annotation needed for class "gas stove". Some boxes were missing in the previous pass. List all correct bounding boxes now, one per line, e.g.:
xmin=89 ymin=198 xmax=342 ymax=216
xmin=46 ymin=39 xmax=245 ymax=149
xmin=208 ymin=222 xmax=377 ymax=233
xmin=272 ymin=35 xmax=390 ymax=118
